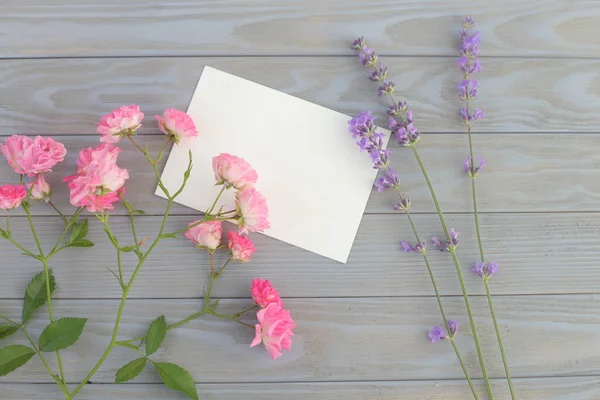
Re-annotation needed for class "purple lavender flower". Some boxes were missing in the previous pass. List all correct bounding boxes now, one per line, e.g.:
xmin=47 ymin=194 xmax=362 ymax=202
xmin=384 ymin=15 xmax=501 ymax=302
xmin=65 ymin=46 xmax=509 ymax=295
xmin=374 ymin=168 xmax=400 ymax=192
xmin=387 ymin=101 xmax=407 ymax=116
xmin=378 ymin=81 xmax=396 ymax=96
xmin=394 ymin=197 xmax=411 ymax=211
xmin=463 ymin=17 xmax=475 ymax=28
xmin=348 ymin=111 xmax=392 ymax=170
xmin=472 ymin=261 xmax=500 ymax=279
xmin=401 ymin=240 xmax=426 ymax=253
xmin=460 ymin=107 xmax=485 ymax=125
xmin=427 ymin=326 xmax=447 ymax=343
xmin=368 ymin=63 xmax=388 ymax=82
xmin=351 ymin=36 xmax=367 ymax=51
xmin=463 ymin=156 xmax=487 ymax=177
xmin=359 ymin=47 xmax=378 ymax=67
xmin=432 ymin=229 xmax=459 ymax=252
xmin=447 ymin=320 xmax=460 ymax=336
xmin=458 ymin=80 xmax=478 ymax=100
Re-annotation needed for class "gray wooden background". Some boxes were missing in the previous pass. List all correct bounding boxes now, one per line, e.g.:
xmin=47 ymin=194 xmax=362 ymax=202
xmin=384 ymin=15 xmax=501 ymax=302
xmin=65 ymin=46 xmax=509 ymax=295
xmin=1 ymin=0 xmax=600 ymax=398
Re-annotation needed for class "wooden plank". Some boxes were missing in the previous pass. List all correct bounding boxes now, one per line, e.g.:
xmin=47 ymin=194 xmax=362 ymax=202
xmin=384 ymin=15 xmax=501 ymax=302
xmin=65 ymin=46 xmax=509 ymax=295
xmin=2 ymin=1 xmax=600 ymax=58
xmin=1 ymin=58 xmax=600 ymax=134
xmin=0 ymin=296 xmax=598 ymax=383
xmin=2 ymin=377 xmax=600 ymax=399
xmin=1 ymin=134 xmax=600 ymax=216
xmin=3 ymin=211 xmax=600 ymax=299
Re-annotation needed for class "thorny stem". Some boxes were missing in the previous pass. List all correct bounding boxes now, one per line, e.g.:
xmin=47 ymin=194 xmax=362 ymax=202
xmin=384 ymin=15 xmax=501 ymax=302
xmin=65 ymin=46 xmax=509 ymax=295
xmin=411 ymin=144 xmax=494 ymax=400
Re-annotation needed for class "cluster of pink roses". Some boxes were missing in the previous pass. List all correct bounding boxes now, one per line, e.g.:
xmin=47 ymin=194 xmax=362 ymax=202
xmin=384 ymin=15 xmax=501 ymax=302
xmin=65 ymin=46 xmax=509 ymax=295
xmin=250 ymin=279 xmax=296 ymax=360
xmin=0 ymin=135 xmax=66 ymax=209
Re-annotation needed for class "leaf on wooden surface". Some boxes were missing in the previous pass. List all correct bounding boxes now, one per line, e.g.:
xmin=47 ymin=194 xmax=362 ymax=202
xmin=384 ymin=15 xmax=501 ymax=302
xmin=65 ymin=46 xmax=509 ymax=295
xmin=0 ymin=326 xmax=18 ymax=340
xmin=0 ymin=345 xmax=35 ymax=377
xmin=39 ymin=317 xmax=87 ymax=352
xmin=22 ymin=270 xmax=56 ymax=324
xmin=115 ymin=357 xmax=147 ymax=383
xmin=153 ymin=362 xmax=199 ymax=400
xmin=145 ymin=315 xmax=167 ymax=356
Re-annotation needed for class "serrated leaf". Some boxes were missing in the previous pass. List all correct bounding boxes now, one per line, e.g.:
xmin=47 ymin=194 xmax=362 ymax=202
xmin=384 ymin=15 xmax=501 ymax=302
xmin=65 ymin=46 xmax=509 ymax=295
xmin=0 ymin=326 xmax=18 ymax=340
xmin=115 ymin=357 xmax=147 ymax=383
xmin=22 ymin=270 xmax=56 ymax=324
xmin=120 ymin=245 xmax=137 ymax=252
xmin=68 ymin=219 xmax=88 ymax=244
xmin=0 ymin=228 xmax=8 ymax=239
xmin=153 ymin=362 xmax=199 ymax=400
xmin=39 ymin=317 xmax=87 ymax=352
xmin=0 ymin=345 xmax=35 ymax=376
xmin=145 ymin=315 xmax=166 ymax=356
xmin=69 ymin=239 xmax=95 ymax=248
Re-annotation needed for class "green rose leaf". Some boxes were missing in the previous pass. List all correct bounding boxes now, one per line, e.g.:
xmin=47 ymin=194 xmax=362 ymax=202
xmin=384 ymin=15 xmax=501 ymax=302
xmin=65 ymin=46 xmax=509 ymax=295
xmin=145 ymin=315 xmax=166 ymax=356
xmin=153 ymin=362 xmax=199 ymax=400
xmin=115 ymin=357 xmax=147 ymax=383
xmin=0 ymin=345 xmax=35 ymax=376
xmin=68 ymin=219 xmax=88 ymax=244
xmin=120 ymin=245 xmax=137 ymax=253
xmin=22 ymin=270 xmax=56 ymax=324
xmin=69 ymin=239 xmax=95 ymax=248
xmin=0 ymin=326 xmax=18 ymax=340
xmin=39 ymin=317 xmax=87 ymax=352
xmin=0 ymin=227 xmax=9 ymax=239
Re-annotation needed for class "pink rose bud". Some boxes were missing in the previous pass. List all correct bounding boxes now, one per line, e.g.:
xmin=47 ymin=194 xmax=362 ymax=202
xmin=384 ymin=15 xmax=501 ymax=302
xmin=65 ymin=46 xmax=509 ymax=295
xmin=227 ymin=231 xmax=255 ymax=262
xmin=0 ymin=184 xmax=27 ymax=210
xmin=27 ymin=175 xmax=51 ymax=202
xmin=155 ymin=108 xmax=198 ymax=144
xmin=98 ymin=104 xmax=144 ymax=143
xmin=0 ymin=135 xmax=66 ymax=177
xmin=235 ymin=187 xmax=270 ymax=234
xmin=212 ymin=153 xmax=258 ymax=190
xmin=250 ymin=303 xmax=296 ymax=360
xmin=184 ymin=220 xmax=222 ymax=251
xmin=251 ymin=278 xmax=282 ymax=308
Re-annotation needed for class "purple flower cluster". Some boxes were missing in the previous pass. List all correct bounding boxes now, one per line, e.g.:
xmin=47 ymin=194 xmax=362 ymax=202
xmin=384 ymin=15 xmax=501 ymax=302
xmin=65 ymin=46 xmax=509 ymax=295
xmin=432 ymin=228 xmax=460 ymax=252
xmin=401 ymin=240 xmax=426 ymax=253
xmin=393 ymin=197 xmax=411 ymax=211
xmin=448 ymin=319 xmax=460 ymax=336
xmin=427 ymin=320 xmax=460 ymax=343
xmin=351 ymin=37 xmax=421 ymax=147
xmin=458 ymin=18 xmax=484 ymax=126
xmin=472 ymin=261 xmax=499 ymax=279
xmin=463 ymin=156 xmax=487 ymax=178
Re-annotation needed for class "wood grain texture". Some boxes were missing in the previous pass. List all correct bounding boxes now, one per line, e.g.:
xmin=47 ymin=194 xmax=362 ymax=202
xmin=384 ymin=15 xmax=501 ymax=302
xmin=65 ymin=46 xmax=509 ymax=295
xmin=2 ymin=0 xmax=600 ymax=58
xmin=1 ymin=134 xmax=598 ymax=216
xmin=3 ymin=377 xmax=600 ymax=400
xmin=2 ymin=213 xmax=600 ymax=299
xmin=0 ymin=296 xmax=599 ymax=384
xmin=1 ymin=57 xmax=600 ymax=134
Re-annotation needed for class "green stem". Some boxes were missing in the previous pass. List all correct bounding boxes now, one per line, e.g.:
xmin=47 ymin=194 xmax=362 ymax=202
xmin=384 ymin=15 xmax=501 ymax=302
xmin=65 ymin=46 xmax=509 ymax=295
xmin=485 ymin=279 xmax=516 ymax=399
xmin=48 ymin=201 xmax=68 ymax=226
xmin=48 ymin=208 xmax=83 ymax=258
xmin=450 ymin=338 xmax=480 ymax=400
xmin=0 ymin=315 xmax=20 ymax=326
xmin=207 ymin=185 xmax=227 ymax=215
xmin=41 ymin=259 xmax=66 ymax=385
xmin=121 ymin=199 xmax=140 ymax=255
xmin=117 ymin=249 xmax=124 ymax=286
xmin=127 ymin=135 xmax=171 ymax=197
xmin=154 ymin=139 xmax=172 ymax=165
xmin=410 ymin=144 xmax=494 ymax=400
xmin=24 ymin=204 xmax=44 ymax=256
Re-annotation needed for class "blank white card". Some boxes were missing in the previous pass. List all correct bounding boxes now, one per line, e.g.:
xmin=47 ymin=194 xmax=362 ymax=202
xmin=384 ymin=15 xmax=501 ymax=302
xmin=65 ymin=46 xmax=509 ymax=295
xmin=157 ymin=66 xmax=389 ymax=263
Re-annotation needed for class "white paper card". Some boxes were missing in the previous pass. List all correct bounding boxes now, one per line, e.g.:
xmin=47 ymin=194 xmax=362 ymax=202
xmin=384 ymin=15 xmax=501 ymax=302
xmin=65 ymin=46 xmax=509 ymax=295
xmin=157 ymin=66 xmax=389 ymax=263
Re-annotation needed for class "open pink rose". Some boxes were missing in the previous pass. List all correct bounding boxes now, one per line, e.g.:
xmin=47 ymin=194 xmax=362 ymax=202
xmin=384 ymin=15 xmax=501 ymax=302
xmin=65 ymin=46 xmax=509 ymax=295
xmin=0 ymin=135 xmax=66 ymax=176
xmin=251 ymin=278 xmax=282 ymax=308
xmin=227 ymin=231 xmax=255 ymax=262
xmin=250 ymin=303 xmax=296 ymax=360
xmin=0 ymin=184 xmax=27 ymax=210
xmin=155 ymin=108 xmax=197 ymax=143
xmin=212 ymin=153 xmax=258 ymax=190
xmin=98 ymin=104 xmax=144 ymax=143
xmin=235 ymin=187 xmax=270 ymax=234
xmin=27 ymin=175 xmax=51 ymax=202
xmin=185 ymin=220 xmax=222 ymax=251
xmin=64 ymin=143 xmax=128 ymax=212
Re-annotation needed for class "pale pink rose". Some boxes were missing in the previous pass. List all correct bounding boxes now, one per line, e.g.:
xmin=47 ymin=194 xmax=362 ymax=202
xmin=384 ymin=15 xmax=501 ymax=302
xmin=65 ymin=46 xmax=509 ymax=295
xmin=0 ymin=135 xmax=33 ymax=175
xmin=155 ymin=108 xmax=197 ymax=143
xmin=212 ymin=153 xmax=258 ymax=190
xmin=25 ymin=136 xmax=67 ymax=176
xmin=227 ymin=231 xmax=255 ymax=262
xmin=185 ymin=220 xmax=222 ymax=251
xmin=251 ymin=278 xmax=282 ymax=308
xmin=63 ymin=143 xmax=128 ymax=212
xmin=0 ymin=184 xmax=27 ymax=210
xmin=235 ymin=187 xmax=270 ymax=234
xmin=250 ymin=303 xmax=296 ymax=360
xmin=98 ymin=104 xmax=144 ymax=143
xmin=27 ymin=175 xmax=51 ymax=202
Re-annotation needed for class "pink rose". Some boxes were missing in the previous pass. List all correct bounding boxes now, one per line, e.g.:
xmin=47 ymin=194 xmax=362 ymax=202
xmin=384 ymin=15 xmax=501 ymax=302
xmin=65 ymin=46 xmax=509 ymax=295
xmin=185 ymin=220 xmax=222 ymax=251
xmin=63 ymin=143 xmax=128 ymax=212
xmin=212 ymin=153 xmax=258 ymax=190
xmin=227 ymin=231 xmax=255 ymax=262
xmin=155 ymin=108 xmax=197 ymax=143
xmin=250 ymin=303 xmax=296 ymax=360
xmin=0 ymin=184 xmax=27 ymax=210
xmin=98 ymin=104 xmax=144 ymax=143
xmin=27 ymin=175 xmax=51 ymax=202
xmin=235 ymin=187 xmax=270 ymax=234
xmin=0 ymin=135 xmax=66 ymax=176
xmin=251 ymin=278 xmax=282 ymax=308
